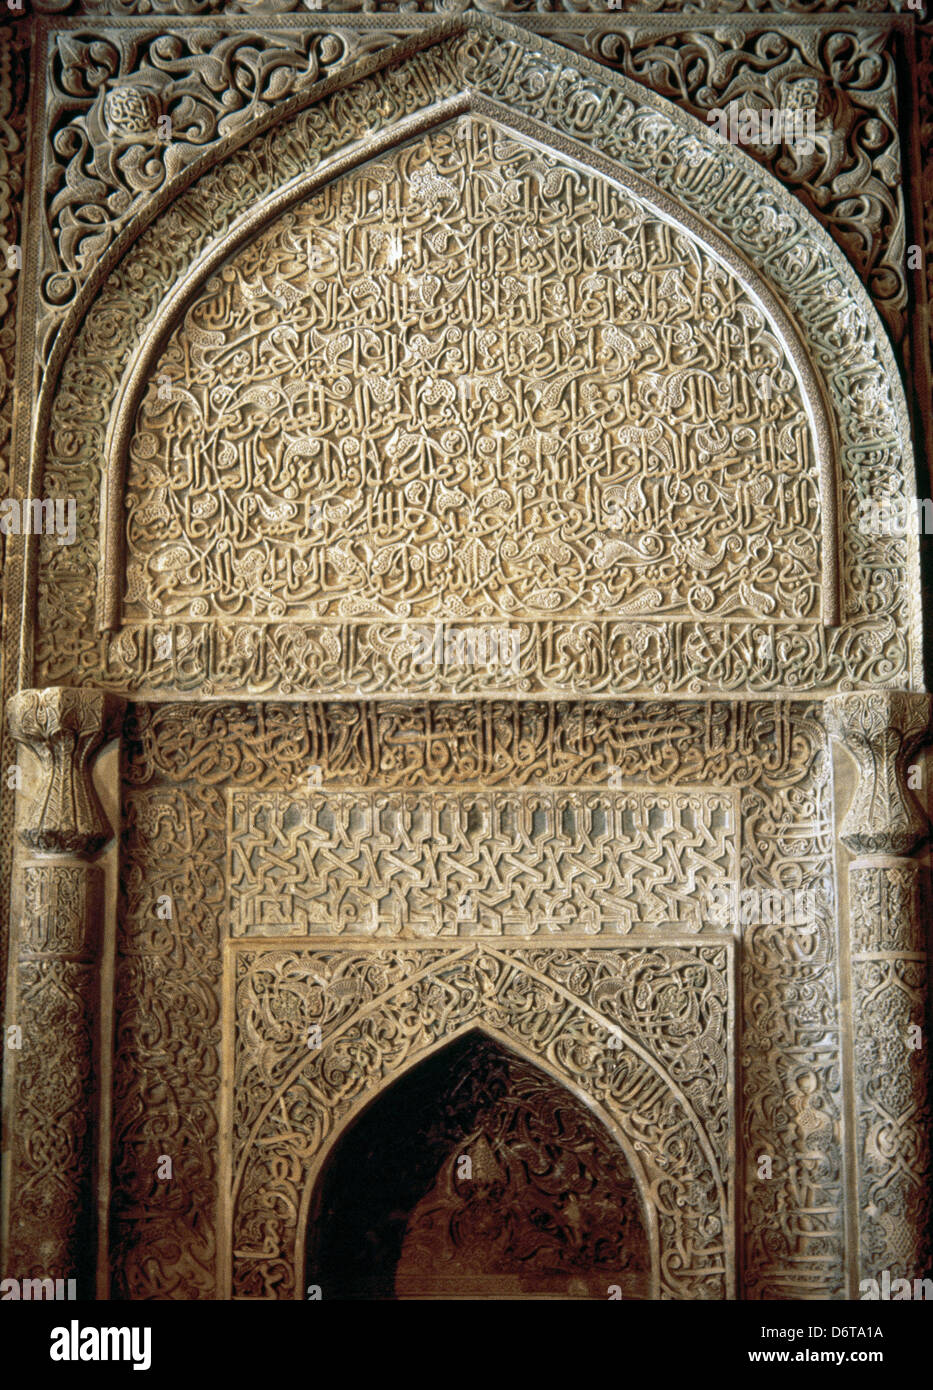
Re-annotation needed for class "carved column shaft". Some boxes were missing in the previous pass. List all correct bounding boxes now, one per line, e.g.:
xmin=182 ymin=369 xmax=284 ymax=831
xmin=3 ymin=689 xmax=123 ymax=1291
xmin=827 ymin=693 xmax=932 ymax=1290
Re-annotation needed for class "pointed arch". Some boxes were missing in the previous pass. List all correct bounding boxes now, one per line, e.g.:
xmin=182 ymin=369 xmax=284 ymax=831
xmin=33 ymin=14 xmax=922 ymax=697
xmin=101 ymin=99 xmax=838 ymax=635
xmin=301 ymin=1025 xmax=654 ymax=1300
xmin=229 ymin=944 xmax=734 ymax=1300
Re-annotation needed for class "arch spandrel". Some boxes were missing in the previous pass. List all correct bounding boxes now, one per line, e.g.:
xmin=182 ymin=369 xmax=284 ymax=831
xmin=33 ymin=16 xmax=923 ymax=698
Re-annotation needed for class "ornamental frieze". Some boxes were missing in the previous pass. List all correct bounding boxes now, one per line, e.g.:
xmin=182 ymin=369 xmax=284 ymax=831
xmin=26 ymin=2 xmax=927 ymax=15
xmin=226 ymin=786 xmax=739 ymax=936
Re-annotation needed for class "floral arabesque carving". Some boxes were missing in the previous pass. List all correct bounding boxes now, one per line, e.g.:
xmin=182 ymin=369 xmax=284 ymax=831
xmin=231 ymin=943 xmax=733 ymax=1300
xmin=4 ymin=948 xmax=99 ymax=1284
xmin=33 ymin=14 xmax=913 ymax=376
xmin=32 ymin=21 xmax=921 ymax=698
xmin=111 ymin=783 xmax=224 ymax=1299
xmin=39 ymin=23 xmax=411 ymax=360
xmin=561 ymin=23 xmax=907 ymax=340
xmin=0 ymin=23 xmax=29 ymax=1027
xmin=26 ymin=2 xmax=926 ymax=19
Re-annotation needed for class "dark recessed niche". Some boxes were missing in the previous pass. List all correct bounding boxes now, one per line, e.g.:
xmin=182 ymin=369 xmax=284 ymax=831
xmin=307 ymin=1031 xmax=650 ymax=1300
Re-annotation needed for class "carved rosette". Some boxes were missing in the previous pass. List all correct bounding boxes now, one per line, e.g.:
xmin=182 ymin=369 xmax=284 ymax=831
xmin=3 ymin=688 xmax=123 ymax=1290
xmin=8 ymin=687 xmax=124 ymax=856
xmin=827 ymin=692 xmax=932 ymax=1289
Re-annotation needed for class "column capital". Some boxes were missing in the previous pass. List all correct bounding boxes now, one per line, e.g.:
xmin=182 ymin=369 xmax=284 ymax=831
xmin=826 ymin=691 xmax=931 ymax=857
xmin=7 ymin=687 xmax=125 ymax=857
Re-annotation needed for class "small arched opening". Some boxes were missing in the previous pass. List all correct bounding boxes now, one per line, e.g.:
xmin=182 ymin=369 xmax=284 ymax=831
xmin=305 ymin=1031 xmax=651 ymax=1300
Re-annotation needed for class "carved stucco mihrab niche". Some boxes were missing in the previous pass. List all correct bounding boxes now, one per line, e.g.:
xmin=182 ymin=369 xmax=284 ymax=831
xmin=308 ymin=1030 xmax=653 ymax=1301
xmin=232 ymin=940 xmax=734 ymax=1300
xmin=109 ymin=699 xmax=842 ymax=1300
xmin=2 ymin=11 xmax=931 ymax=1305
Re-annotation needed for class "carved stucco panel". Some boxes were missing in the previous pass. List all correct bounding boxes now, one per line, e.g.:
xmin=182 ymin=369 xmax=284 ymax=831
xmin=30 ymin=21 xmax=922 ymax=698
xmin=125 ymin=116 xmax=823 ymax=629
xmin=38 ymin=21 xmax=415 ymax=359
xmin=230 ymin=943 xmax=735 ymax=1300
xmin=548 ymin=22 xmax=908 ymax=341
xmin=227 ymin=786 xmax=739 ymax=937
xmin=114 ymin=699 xmax=843 ymax=1299
xmin=112 ymin=782 xmax=224 ymax=1299
xmin=26 ymin=2 xmax=927 ymax=14
xmin=34 ymin=15 xmax=910 ymax=361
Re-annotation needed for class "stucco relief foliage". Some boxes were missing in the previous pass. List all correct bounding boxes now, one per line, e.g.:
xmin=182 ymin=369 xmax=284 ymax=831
xmin=6 ymin=869 xmax=105 ymax=1284
xmin=5 ymin=954 xmax=97 ymax=1280
xmin=38 ymin=14 xmax=909 ymax=359
xmin=115 ymin=699 xmax=843 ymax=1298
xmin=41 ymin=23 xmax=408 ymax=355
xmin=0 ymin=30 xmax=26 ymax=472
xmin=27 ymin=2 xmax=925 ymax=16
xmin=918 ymin=25 xmax=933 ymax=481
xmin=113 ymin=783 xmax=224 ymax=1299
xmin=563 ymin=25 xmax=905 ymax=338
xmin=37 ymin=23 xmax=920 ymax=698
